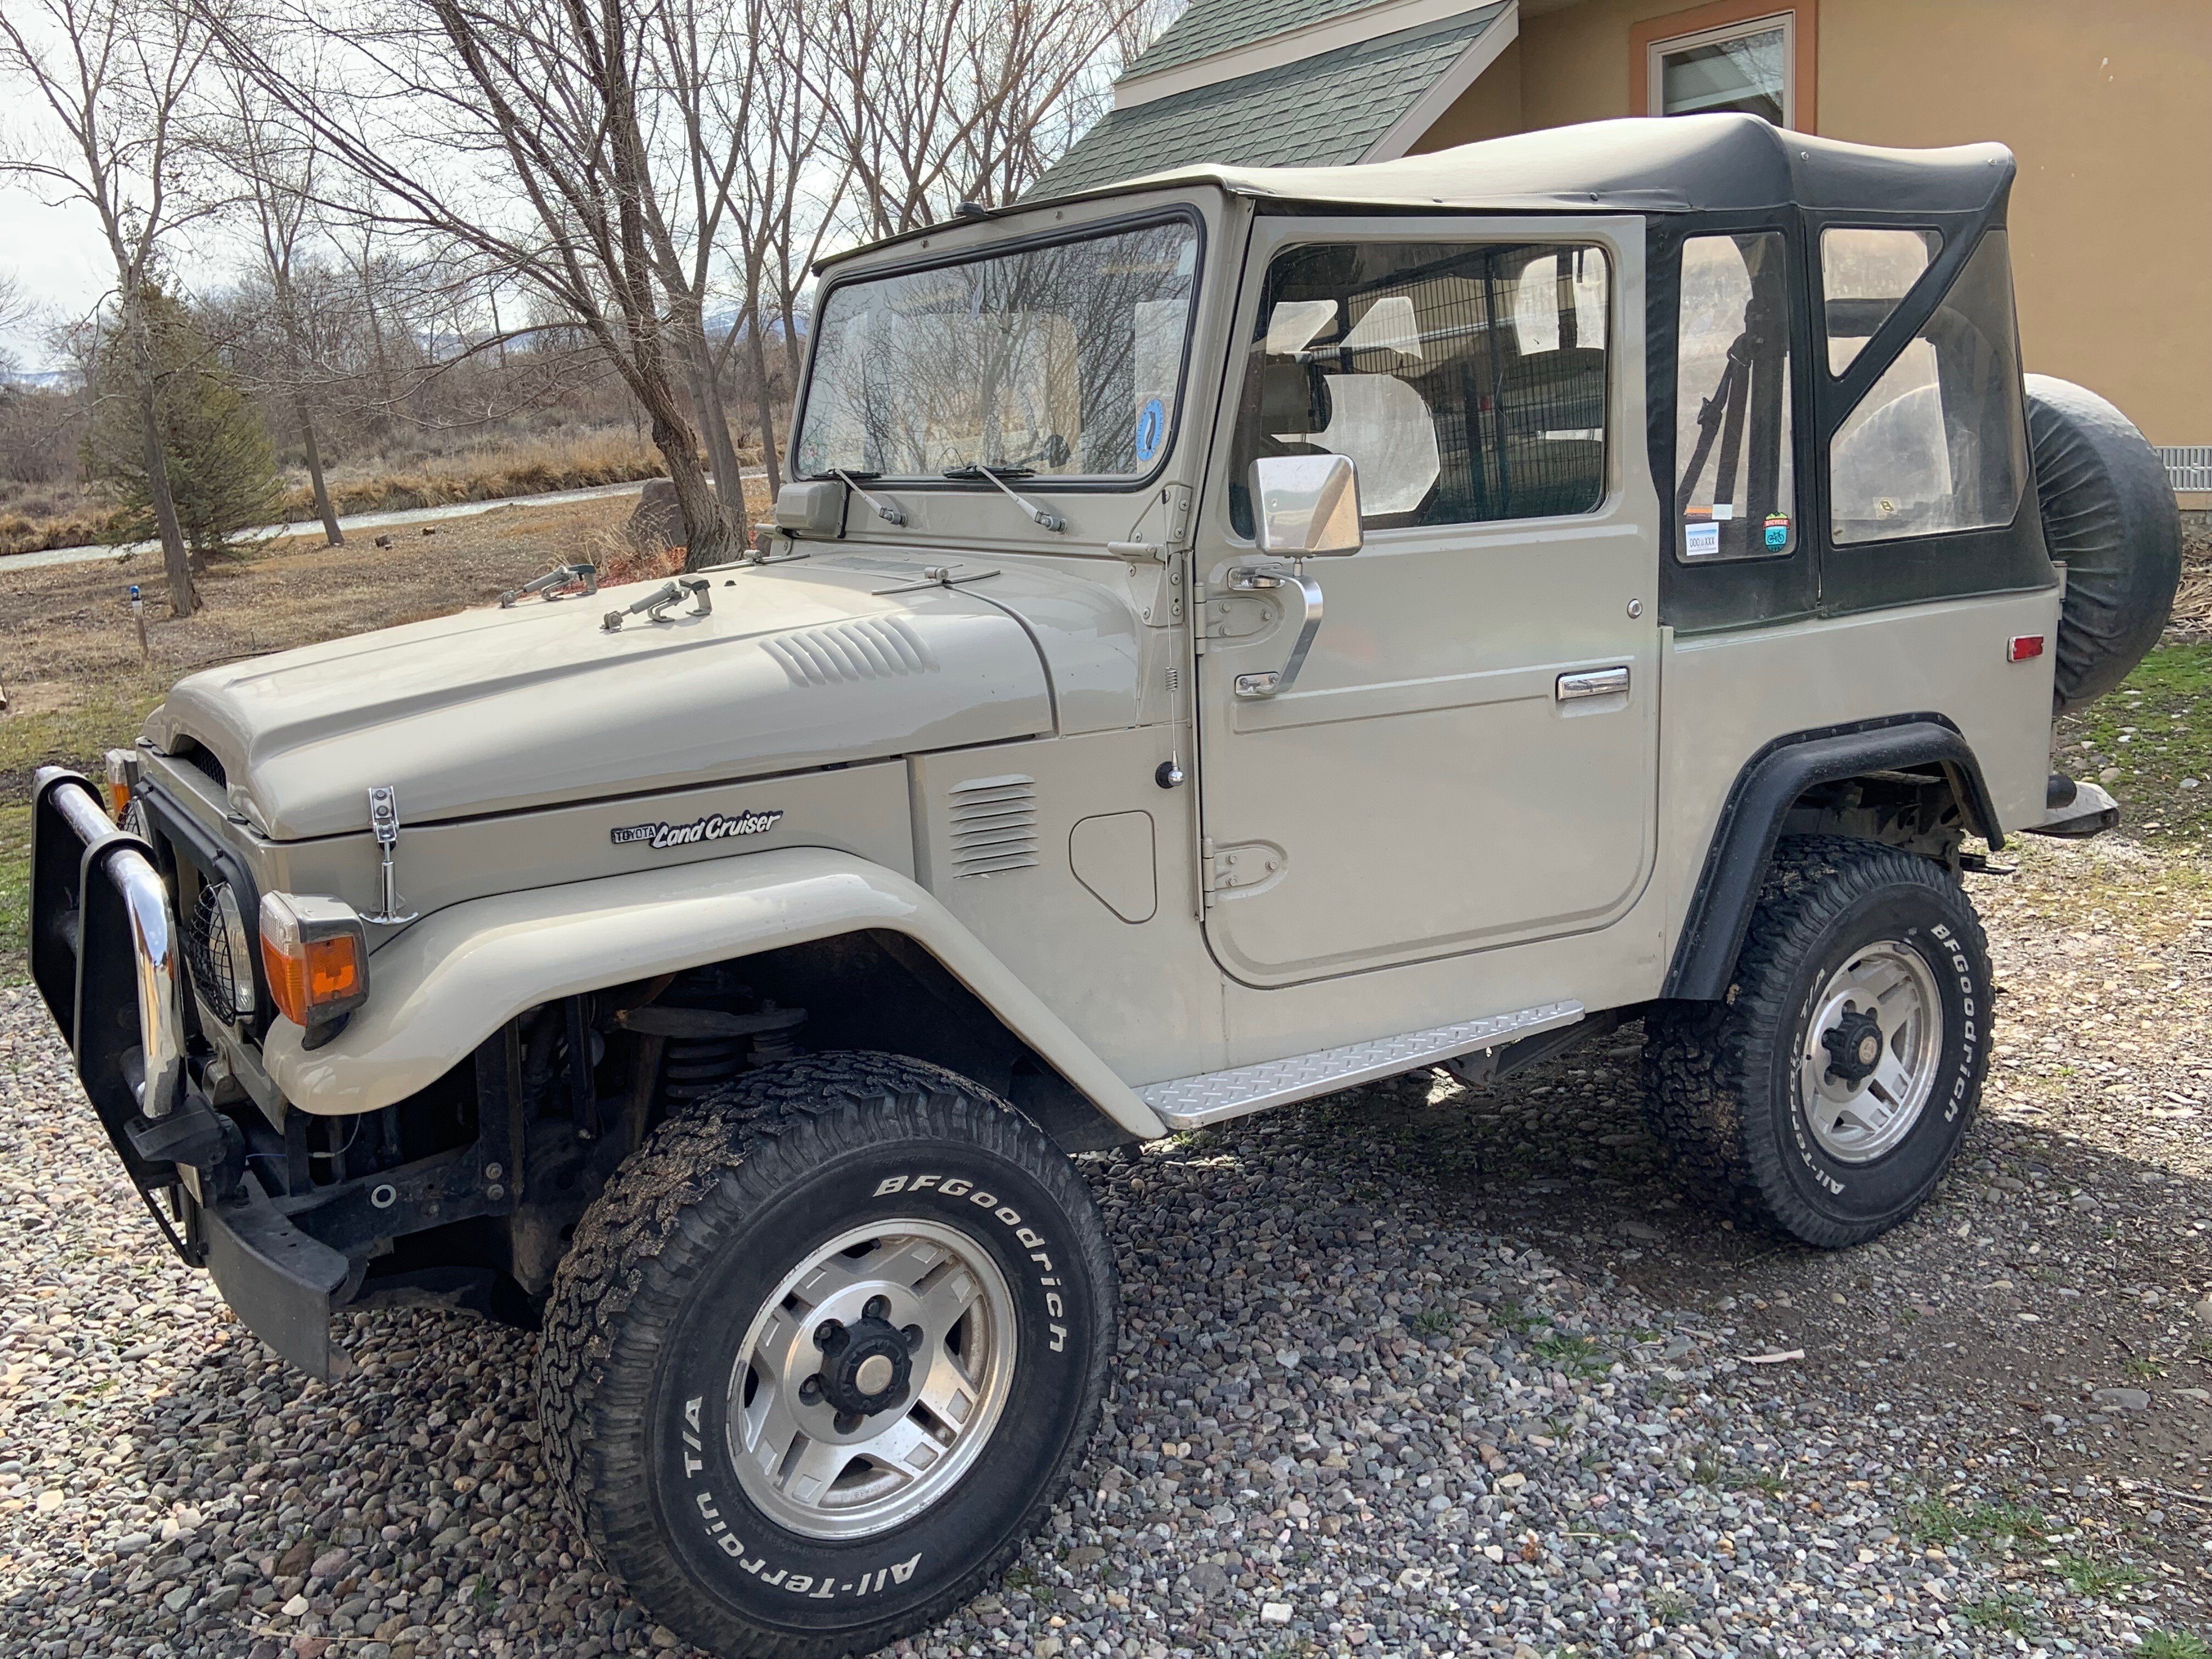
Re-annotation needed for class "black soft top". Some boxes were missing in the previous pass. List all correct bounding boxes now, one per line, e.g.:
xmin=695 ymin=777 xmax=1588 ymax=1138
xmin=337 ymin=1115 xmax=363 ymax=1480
xmin=828 ymin=115 xmax=2013 ymax=271
xmin=1059 ymin=113 xmax=2016 ymax=218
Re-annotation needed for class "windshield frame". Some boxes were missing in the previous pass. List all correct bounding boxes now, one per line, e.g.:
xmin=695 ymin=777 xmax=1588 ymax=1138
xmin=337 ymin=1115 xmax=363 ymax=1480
xmin=792 ymin=204 xmax=1210 ymax=494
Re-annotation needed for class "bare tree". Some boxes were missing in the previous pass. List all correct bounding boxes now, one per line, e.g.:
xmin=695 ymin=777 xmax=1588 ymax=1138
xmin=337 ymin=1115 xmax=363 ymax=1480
xmin=212 ymin=0 xmax=744 ymax=567
xmin=218 ymin=67 xmax=343 ymax=543
xmin=805 ymin=0 xmax=1152 ymax=240
xmin=716 ymin=0 xmax=848 ymax=493
xmin=0 ymin=0 xmax=219 ymax=614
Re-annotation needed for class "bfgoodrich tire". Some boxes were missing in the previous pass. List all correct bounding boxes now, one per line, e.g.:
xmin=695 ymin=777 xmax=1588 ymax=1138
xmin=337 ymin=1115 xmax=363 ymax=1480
xmin=1643 ymin=837 xmax=1990 ymax=1248
xmin=537 ymin=1053 xmax=1116 ymax=1658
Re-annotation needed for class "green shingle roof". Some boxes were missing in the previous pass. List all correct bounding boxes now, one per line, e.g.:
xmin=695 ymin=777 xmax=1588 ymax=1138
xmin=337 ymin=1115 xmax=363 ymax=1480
xmin=1032 ymin=7 xmax=1505 ymax=199
xmin=1124 ymin=0 xmax=1396 ymax=79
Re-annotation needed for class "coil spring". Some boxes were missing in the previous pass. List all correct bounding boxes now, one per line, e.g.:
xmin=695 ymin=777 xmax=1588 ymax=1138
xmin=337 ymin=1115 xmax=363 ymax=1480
xmin=661 ymin=1034 xmax=753 ymax=1102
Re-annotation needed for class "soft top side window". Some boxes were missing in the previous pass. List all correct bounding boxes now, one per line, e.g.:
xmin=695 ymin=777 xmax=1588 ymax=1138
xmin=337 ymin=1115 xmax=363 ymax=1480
xmin=1674 ymin=232 xmax=1796 ymax=563
xmin=1228 ymin=240 xmax=1610 ymax=538
xmin=1827 ymin=230 xmax=2027 ymax=545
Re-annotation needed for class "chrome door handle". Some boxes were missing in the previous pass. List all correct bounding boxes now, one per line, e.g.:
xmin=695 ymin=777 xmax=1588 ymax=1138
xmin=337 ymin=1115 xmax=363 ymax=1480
xmin=1228 ymin=561 xmax=1325 ymax=698
xmin=1556 ymin=666 xmax=1629 ymax=701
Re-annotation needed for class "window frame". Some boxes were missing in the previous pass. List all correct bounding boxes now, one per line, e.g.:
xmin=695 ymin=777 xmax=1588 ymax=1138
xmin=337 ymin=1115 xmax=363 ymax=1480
xmin=1223 ymin=233 xmax=1620 ymax=542
xmin=1671 ymin=227 xmax=1800 ymax=567
xmin=1629 ymin=0 xmax=1818 ymax=133
xmin=789 ymin=202 xmax=1210 ymax=495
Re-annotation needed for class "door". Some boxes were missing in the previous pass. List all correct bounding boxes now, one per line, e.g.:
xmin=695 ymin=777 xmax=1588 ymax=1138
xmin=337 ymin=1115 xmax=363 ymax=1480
xmin=1194 ymin=216 xmax=1662 ymax=988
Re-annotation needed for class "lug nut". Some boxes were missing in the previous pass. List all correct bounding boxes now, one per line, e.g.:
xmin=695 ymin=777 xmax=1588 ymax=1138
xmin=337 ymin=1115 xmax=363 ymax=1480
xmin=862 ymin=1294 xmax=891 ymax=1322
xmin=814 ymin=1319 xmax=845 ymax=1352
xmin=833 ymin=1410 xmax=864 ymax=1434
xmin=798 ymin=1375 xmax=825 ymax=1406
xmin=902 ymin=1323 xmax=924 ymax=1351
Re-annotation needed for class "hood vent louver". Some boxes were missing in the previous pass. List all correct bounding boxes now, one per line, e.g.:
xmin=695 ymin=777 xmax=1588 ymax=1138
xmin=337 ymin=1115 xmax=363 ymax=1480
xmin=948 ymin=774 xmax=1040 ymax=878
xmin=761 ymin=616 xmax=937 ymax=687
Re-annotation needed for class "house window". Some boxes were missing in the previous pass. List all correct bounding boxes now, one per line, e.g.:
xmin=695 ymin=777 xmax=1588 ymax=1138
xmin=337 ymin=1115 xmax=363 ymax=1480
xmin=1649 ymin=13 xmax=1793 ymax=126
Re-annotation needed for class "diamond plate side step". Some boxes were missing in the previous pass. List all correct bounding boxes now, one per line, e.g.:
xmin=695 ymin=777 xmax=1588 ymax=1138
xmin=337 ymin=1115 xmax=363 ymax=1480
xmin=1140 ymin=1001 xmax=1585 ymax=1131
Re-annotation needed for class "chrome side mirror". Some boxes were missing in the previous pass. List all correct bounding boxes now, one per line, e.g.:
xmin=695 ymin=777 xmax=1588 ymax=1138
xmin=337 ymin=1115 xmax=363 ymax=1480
xmin=1250 ymin=453 xmax=1361 ymax=557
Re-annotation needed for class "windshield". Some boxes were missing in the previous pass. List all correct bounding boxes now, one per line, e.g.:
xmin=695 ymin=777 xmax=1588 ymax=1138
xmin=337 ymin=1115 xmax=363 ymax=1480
xmin=794 ymin=217 xmax=1201 ymax=483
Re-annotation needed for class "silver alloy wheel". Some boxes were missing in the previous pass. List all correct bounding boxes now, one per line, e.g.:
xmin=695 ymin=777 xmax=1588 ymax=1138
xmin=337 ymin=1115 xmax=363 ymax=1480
xmin=725 ymin=1219 xmax=1017 ymax=1541
xmin=1798 ymin=940 xmax=1944 ymax=1163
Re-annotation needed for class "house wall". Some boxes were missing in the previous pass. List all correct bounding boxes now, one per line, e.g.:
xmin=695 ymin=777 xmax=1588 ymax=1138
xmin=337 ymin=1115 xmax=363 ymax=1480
xmin=1413 ymin=0 xmax=2212 ymax=456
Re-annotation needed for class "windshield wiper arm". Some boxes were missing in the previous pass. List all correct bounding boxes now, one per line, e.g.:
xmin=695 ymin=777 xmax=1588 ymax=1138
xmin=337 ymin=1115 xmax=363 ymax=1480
xmin=826 ymin=468 xmax=906 ymax=526
xmin=944 ymin=463 xmax=1064 ymax=533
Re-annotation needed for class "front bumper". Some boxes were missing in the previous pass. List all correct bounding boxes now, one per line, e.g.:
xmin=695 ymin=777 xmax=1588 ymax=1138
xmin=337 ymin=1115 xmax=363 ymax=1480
xmin=29 ymin=768 xmax=351 ymax=1375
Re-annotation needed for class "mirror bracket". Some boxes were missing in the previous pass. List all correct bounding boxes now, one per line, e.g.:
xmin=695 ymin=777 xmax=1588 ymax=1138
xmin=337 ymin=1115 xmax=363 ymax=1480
xmin=1227 ymin=558 xmax=1325 ymax=699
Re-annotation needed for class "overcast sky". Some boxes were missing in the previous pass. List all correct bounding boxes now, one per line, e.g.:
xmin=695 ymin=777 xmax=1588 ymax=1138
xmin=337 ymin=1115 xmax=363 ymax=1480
xmin=0 ymin=186 xmax=118 ymax=370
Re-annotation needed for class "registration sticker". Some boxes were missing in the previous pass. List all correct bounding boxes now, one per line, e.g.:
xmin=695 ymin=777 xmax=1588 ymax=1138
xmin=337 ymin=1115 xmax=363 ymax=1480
xmin=1134 ymin=398 xmax=1166 ymax=464
xmin=1685 ymin=521 xmax=1720 ymax=558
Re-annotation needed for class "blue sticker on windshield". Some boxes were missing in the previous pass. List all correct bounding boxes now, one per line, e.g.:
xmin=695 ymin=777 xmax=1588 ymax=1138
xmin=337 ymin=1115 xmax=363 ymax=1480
xmin=1135 ymin=397 xmax=1166 ymax=464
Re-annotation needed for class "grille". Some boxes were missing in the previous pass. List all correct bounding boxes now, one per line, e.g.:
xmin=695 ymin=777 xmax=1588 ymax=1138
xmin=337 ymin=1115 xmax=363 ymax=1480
xmin=2157 ymin=446 xmax=2212 ymax=493
xmin=185 ymin=881 xmax=256 ymax=1024
xmin=172 ymin=737 xmax=228 ymax=790
xmin=947 ymin=775 xmax=1040 ymax=878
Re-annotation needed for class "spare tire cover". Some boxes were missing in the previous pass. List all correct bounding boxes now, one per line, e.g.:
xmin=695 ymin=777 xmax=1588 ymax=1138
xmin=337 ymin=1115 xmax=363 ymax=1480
xmin=2025 ymin=373 xmax=2180 ymax=713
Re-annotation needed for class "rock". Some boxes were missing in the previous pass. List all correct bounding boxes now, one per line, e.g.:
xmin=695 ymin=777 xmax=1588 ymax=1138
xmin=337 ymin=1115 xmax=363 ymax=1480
xmin=283 ymin=1594 xmax=312 ymax=1617
xmin=2194 ymin=1296 xmax=2212 ymax=1326
xmin=1033 ymin=1639 xmax=1064 ymax=1658
xmin=33 ymin=1490 xmax=62 ymax=1514
xmin=1275 ymin=1346 xmax=1301 ymax=1368
xmin=1617 ymin=1221 xmax=1663 ymax=1241
xmin=1065 ymin=1545 xmax=1104 ymax=1567
xmin=1187 ymin=1562 xmax=1231 ymax=1599
xmin=310 ymin=1548 xmax=351 ymax=1579
xmin=1260 ymin=1601 xmax=1294 ymax=1626
xmin=275 ymin=1541 xmax=317 ymax=1577
xmin=2090 ymin=1387 xmax=2149 ymax=1411
xmin=628 ymin=479 xmax=683 ymax=549
xmin=650 ymin=1626 xmax=681 ymax=1649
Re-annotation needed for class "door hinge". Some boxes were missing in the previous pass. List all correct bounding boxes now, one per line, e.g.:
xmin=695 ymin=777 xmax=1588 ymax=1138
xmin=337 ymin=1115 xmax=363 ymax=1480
xmin=1204 ymin=839 xmax=1283 ymax=898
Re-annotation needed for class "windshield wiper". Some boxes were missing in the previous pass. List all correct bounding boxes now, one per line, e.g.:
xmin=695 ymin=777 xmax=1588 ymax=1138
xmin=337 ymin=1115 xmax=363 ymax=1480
xmin=943 ymin=463 xmax=1064 ymax=533
xmin=823 ymin=468 xmax=906 ymax=526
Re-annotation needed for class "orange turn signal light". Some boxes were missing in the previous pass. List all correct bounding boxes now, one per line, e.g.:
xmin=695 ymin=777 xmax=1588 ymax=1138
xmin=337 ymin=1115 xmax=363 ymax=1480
xmin=258 ymin=893 xmax=370 ymax=1031
xmin=103 ymin=748 xmax=138 ymax=821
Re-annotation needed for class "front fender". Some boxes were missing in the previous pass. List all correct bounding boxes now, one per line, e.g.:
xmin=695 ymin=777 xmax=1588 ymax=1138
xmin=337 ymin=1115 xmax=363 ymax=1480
xmin=261 ymin=848 xmax=1167 ymax=1139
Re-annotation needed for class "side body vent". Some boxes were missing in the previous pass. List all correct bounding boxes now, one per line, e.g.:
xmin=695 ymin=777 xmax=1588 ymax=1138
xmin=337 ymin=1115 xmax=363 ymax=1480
xmin=761 ymin=616 xmax=936 ymax=687
xmin=948 ymin=774 xmax=1040 ymax=878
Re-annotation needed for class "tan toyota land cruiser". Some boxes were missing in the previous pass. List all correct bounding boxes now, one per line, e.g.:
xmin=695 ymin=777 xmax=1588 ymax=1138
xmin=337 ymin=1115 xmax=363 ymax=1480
xmin=29 ymin=115 xmax=2180 ymax=1657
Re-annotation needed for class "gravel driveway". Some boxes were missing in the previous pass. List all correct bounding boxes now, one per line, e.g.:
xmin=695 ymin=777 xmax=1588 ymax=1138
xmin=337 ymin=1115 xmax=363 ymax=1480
xmin=2 ymin=838 xmax=2206 ymax=1659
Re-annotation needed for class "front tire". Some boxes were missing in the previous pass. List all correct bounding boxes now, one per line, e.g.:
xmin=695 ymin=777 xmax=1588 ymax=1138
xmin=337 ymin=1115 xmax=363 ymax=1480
xmin=1643 ymin=837 xmax=1991 ymax=1247
xmin=537 ymin=1053 xmax=1116 ymax=1658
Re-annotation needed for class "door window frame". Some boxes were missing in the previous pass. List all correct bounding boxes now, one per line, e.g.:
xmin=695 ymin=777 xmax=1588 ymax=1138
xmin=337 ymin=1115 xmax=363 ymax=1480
xmin=1207 ymin=213 xmax=1647 ymax=554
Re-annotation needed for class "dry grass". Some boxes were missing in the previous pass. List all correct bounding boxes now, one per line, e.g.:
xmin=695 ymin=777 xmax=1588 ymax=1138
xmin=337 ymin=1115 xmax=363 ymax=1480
xmin=276 ymin=430 xmax=669 ymax=520
xmin=0 ymin=429 xmax=685 ymax=557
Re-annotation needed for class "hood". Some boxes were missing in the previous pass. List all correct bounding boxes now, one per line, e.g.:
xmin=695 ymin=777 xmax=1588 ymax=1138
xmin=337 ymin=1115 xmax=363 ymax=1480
xmin=150 ymin=558 xmax=1057 ymax=840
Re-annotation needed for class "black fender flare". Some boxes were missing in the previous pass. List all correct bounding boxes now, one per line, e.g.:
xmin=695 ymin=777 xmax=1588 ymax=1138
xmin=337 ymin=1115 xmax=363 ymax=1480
xmin=1662 ymin=715 xmax=2002 ymax=1002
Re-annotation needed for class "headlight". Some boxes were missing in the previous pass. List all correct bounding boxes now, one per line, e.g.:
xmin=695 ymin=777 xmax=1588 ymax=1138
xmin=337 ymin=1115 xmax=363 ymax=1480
xmin=258 ymin=893 xmax=370 ymax=1034
xmin=185 ymin=881 xmax=257 ymax=1023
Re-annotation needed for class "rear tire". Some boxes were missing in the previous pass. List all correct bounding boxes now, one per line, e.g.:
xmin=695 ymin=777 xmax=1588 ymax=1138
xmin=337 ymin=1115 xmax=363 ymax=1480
xmin=537 ymin=1052 xmax=1116 ymax=1658
xmin=1642 ymin=837 xmax=1990 ymax=1247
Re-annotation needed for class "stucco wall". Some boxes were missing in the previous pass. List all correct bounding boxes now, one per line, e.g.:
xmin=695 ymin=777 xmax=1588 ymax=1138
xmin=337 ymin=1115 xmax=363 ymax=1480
xmin=1417 ymin=0 xmax=2212 ymax=447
